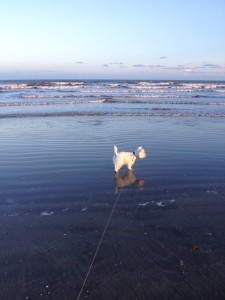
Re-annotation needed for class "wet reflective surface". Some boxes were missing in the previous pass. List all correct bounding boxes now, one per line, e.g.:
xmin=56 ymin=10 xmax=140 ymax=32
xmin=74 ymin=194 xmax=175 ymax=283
xmin=0 ymin=116 xmax=225 ymax=299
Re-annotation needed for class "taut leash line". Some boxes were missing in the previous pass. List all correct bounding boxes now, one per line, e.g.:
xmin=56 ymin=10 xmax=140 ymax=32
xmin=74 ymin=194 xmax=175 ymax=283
xmin=76 ymin=188 xmax=123 ymax=300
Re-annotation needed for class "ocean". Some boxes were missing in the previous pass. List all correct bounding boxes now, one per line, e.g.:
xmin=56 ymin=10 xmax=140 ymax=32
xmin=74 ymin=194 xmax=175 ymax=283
xmin=1 ymin=79 xmax=225 ymax=118
xmin=1 ymin=79 xmax=225 ymax=299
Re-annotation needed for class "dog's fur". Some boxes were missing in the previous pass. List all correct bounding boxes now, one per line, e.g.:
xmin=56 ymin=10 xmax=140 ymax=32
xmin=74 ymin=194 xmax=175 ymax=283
xmin=113 ymin=145 xmax=146 ymax=173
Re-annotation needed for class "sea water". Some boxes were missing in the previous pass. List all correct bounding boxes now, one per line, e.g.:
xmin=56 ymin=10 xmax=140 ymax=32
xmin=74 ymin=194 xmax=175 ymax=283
xmin=1 ymin=80 xmax=225 ymax=299
xmin=0 ymin=79 xmax=225 ymax=204
xmin=0 ymin=79 xmax=225 ymax=117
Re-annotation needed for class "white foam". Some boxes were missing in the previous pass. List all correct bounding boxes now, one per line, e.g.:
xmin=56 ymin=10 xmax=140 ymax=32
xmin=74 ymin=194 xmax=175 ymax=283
xmin=153 ymin=199 xmax=175 ymax=207
xmin=108 ymin=83 xmax=120 ymax=88
xmin=206 ymin=190 xmax=218 ymax=194
xmin=0 ymin=99 xmax=106 ymax=107
xmin=54 ymin=81 xmax=84 ymax=86
xmin=138 ymin=202 xmax=149 ymax=206
xmin=62 ymin=207 xmax=69 ymax=212
xmin=8 ymin=213 xmax=19 ymax=217
xmin=40 ymin=211 xmax=54 ymax=216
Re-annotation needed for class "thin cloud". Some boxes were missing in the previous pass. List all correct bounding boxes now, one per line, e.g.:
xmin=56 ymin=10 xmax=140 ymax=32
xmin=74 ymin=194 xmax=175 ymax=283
xmin=160 ymin=56 xmax=167 ymax=59
xmin=102 ymin=64 xmax=109 ymax=67
xmin=109 ymin=62 xmax=123 ymax=65
xmin=202 ymin=63 xmax=222 ymax=68
xmin=133 ymin=64 xmax=146 ymax=68
xmin=164 ymin=65 xmax=193 ymax=73
xmin=195 ymin=63 xmax=224 ymax=69
xmin=164 ymin=67 xmax=183 ymax=70
xmin=148 ymin=64 xmax=165 ymax=68
xmin=184 ymin=68 xmax=193 ymax=73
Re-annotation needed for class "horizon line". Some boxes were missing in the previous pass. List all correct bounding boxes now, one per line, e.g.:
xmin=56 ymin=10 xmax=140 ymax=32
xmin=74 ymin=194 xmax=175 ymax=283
xmin=1 ymin=78 xmax=225 ymax=82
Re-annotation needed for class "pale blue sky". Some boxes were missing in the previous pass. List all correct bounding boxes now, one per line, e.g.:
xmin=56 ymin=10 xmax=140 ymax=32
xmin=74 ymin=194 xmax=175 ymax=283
xmin=1 ymin=0 xmax=225 ymax=80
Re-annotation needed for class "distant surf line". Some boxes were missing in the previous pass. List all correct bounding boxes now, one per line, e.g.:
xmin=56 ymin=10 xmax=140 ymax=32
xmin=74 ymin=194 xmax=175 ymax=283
xmin=1 ymin=112 xmax=225 ymax=119
xmin=1 ymin=100 xmax=225 ymax=107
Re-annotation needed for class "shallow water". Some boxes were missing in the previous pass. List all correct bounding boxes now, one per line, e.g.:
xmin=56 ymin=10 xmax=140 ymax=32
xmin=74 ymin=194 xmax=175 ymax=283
xmin=0 ymin=112 xmax=225 ymax=299
xmin=1 ymin=116 xmax=225 ymax=205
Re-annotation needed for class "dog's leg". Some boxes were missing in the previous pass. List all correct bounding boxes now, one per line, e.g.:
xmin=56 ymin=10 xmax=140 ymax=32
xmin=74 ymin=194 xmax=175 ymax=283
xmin=114 ymin=164 xmax=120 ymax=173
xmin=115 ymin=165 xmax=121 ymax=173
xmin=127 ymin=164 xmax=133 ymax=171
xmin=127 ymin=157 xmax=135 ymax=171
xmin=114 ymin=158 xmax=123 ymax=173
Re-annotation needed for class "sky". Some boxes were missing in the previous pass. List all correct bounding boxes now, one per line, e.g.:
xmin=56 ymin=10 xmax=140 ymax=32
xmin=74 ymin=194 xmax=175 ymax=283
xmin=0 ymin=0 xmax=225 ymax=80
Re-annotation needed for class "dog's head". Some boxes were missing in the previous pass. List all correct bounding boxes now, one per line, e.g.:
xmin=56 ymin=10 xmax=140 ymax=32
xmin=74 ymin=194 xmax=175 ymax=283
xmin=135 ymin=146 xmax=147 ymax=159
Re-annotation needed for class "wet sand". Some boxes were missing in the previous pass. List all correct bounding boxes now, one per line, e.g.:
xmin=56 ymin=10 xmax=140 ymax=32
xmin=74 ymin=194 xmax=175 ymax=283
xmin=1 ymin=185 xmax=225 ymax=299
xmin=0 ymin=116 xmax=225 ymax=299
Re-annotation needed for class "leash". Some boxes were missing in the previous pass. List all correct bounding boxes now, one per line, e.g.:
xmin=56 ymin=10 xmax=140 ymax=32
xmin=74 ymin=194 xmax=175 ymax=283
xmin=76 ymin=187 xmax=123 ymax=300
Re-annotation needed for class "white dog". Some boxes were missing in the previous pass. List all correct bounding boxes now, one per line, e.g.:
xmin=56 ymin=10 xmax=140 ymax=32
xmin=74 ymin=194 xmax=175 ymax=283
xmin=113 ymin=145 xmax=146 ymax=173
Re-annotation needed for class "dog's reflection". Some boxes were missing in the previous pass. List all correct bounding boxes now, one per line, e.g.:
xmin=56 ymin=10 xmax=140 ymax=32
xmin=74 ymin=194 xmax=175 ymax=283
xmin=114 ymin=170 xmax=145 ymax=194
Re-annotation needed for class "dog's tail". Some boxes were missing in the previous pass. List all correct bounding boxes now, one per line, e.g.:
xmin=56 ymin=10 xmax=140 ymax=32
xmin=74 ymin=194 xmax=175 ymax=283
xmin=114 ymin=145 xmax=118 ymax=156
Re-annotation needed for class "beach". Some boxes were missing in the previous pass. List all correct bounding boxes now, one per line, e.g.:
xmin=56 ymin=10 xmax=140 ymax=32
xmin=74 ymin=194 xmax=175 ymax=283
xmin=0 ymin=80 xmax=225 ymax=299
xmin=1 ymin=114 xmax=225 ymax=300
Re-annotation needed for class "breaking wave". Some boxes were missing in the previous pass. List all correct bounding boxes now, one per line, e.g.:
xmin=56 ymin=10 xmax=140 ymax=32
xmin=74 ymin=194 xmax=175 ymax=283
xmin=1 ymin=79 xmax=225 ymax=119
xmin=1 ymin=80 xmax=225 ymax=91
xmin=0 ymin=99 xmax=106 ymax=107
xmin=1 ymin=111 xmax=225 ymax=119
xmin=1 ymin=99 xmax=225 ymax=107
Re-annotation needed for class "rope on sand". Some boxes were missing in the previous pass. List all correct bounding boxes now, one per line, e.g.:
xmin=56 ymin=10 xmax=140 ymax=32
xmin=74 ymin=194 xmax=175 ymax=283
xmin=76 ymin=188 xmax=123 ymax=300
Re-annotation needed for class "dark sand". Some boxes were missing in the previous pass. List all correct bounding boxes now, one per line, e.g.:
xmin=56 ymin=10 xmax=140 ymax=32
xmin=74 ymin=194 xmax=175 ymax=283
xmin=1 ymin=186 xmax=225 ymax=300
xmin=0 ymin=116 xmax=225 ymax=299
